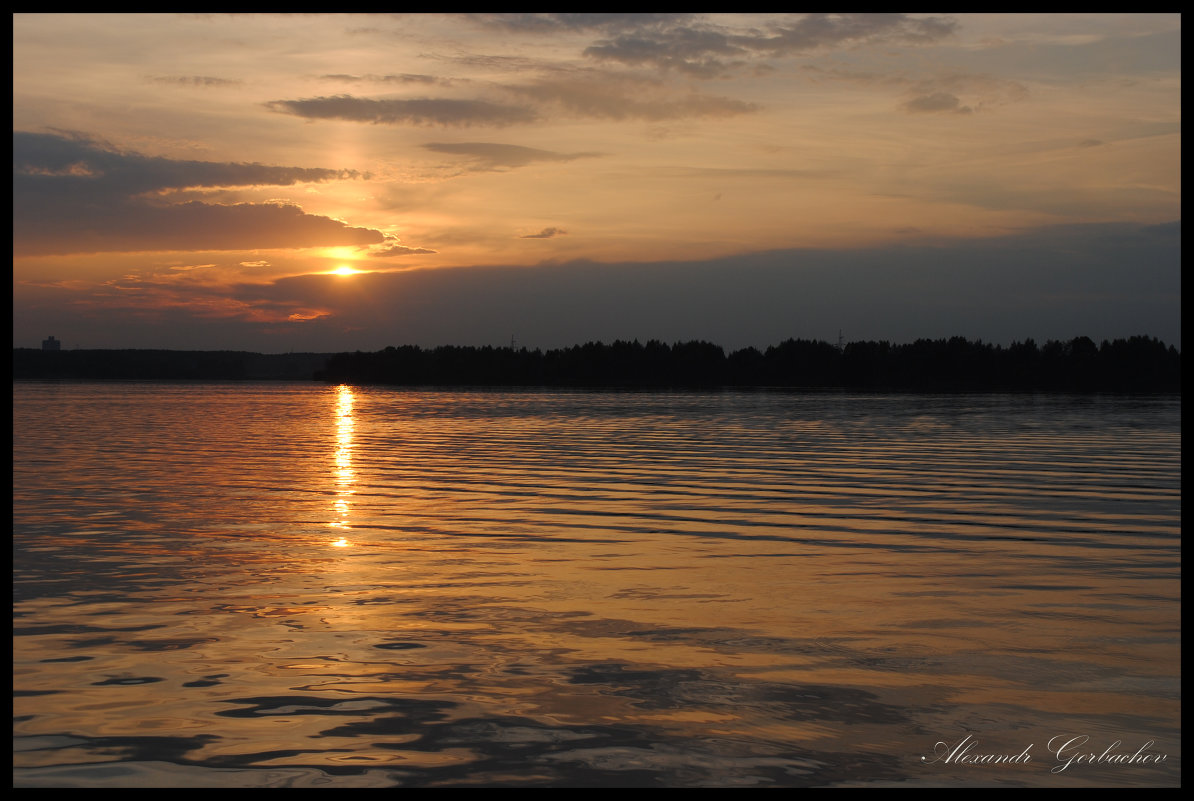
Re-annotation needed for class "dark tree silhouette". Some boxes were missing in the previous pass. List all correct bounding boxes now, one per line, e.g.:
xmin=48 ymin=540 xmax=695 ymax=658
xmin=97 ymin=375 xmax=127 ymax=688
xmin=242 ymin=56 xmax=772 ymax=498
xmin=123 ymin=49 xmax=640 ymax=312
xmin=14 ymin=335 xmax=1180 ymax=392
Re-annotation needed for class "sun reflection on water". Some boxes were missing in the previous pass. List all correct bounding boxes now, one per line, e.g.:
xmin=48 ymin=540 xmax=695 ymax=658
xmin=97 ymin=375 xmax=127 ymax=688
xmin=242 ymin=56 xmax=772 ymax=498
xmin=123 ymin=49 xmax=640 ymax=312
xmin=330 ymin=384 xmax=355 ymax=543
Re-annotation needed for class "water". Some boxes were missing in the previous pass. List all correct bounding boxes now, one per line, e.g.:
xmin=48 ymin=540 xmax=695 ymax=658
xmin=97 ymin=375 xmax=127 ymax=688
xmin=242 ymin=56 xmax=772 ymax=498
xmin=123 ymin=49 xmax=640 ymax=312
xmin=12 ymin=382 xmax=1181 ymax=787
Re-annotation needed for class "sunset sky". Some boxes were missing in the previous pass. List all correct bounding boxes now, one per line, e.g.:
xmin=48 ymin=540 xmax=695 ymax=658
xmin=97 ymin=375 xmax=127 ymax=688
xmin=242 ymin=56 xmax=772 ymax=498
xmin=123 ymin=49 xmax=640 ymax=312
xmin=13 ymin=13 xmax=1181 ymax=352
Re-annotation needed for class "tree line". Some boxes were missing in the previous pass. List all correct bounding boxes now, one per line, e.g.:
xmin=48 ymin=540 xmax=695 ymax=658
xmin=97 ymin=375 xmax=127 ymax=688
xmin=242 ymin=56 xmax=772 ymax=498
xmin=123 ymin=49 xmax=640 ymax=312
xmin=315 ymin=335 xmax=1180 ymax=392
xmin=12 ymin=336 xmax=1180 ymax=391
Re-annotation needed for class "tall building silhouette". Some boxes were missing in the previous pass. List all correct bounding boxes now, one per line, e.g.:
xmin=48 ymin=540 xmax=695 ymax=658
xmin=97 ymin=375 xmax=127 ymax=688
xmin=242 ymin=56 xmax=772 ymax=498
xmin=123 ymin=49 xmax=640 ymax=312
xmin=41 ymin=335 xmax=61 ymax=351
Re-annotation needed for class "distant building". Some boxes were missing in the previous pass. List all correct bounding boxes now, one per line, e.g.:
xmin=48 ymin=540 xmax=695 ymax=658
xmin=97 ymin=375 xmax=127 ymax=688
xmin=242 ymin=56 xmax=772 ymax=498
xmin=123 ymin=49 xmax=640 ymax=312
xmin=42 ymin=335 xmax=61 ymax=351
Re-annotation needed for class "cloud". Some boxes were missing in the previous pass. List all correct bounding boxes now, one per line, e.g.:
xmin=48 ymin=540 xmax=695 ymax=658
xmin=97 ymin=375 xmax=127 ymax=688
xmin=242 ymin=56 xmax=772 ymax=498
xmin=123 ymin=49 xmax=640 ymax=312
xmin=958 ymin=28 xmax=1180 ymax=80
xmin=923 ymin=181 xmax=1175 ymax=218
xmin=371 ymin=243 xmax=438 ymax=256
xmin=17 ymin=222 xmax=1178 ymax=352
xmin=800 ymin=64 xmax=912 ymax=88
xmin=287 ymin=310 xmax=330 ymax=322
xmin=902 ymin=92 xmax=973 ymax=114
xmin=146 ymin=75 xmax=241 ymax=87
xmin=801 ymin=66 xmax=1028 ymax=114
xmin=226 ymin=221 xmax=1181 ymax=352
xmin=269 ymin=78 xmax=755 ymax=126
xmin=16 ymin=271 xmax=333 ymax=326
xmin=441 ymin=53 xmax=551 ymax=74
xmin=800 ymin=66 xmax=1030 ymax=120
xmin=422 ymin=142 xmax=602 ymax=171
xmin=507 ymin=76 xmax=758 ymax=121
xmin=319 ymin=73 xmax=451 ymax=86
xmin=742 ymin=13 xmax=958 ymax=55
xmin=13 ymin=131 xmax=384 ymax=256
xmin=925 ymin=73 xmax=1028 ymax=105
xmin=14 ymin=131 xmax=362 ymax=195
xmin=467 ymin=13 xmax=687 ymax=34
xmin=265 ymin=95 xmax=537 ymax=126
xmin=520 ymin=227 xmax=567 ymax=239
xmin=20 ymin=201 xmax=385 ymax=256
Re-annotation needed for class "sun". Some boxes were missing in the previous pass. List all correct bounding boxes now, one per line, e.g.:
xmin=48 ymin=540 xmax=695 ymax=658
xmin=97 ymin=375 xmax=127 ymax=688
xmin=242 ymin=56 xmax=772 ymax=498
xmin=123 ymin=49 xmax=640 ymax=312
xmin=331 ymin=265 xmax=360 ymax=277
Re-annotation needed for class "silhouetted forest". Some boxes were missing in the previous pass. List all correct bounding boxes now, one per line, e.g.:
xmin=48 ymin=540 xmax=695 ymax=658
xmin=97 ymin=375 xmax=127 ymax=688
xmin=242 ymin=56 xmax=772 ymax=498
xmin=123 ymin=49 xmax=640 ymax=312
xmin=315 ymin=336 xmax=1179 ymax=392
xmin=12 ymin=336 xmax=1180 ymax=391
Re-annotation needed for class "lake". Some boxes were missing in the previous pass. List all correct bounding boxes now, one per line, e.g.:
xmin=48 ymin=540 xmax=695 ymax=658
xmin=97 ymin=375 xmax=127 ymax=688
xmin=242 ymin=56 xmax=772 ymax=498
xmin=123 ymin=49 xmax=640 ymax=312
xmin=12 ymin=382 xmax=1181 ymax=787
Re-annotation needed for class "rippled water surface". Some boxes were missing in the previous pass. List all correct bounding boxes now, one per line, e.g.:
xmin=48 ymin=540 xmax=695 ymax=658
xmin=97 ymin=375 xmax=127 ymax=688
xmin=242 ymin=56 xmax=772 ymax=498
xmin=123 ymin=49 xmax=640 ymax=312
xmin=13 ymin=383 xmax=1181 ymax=787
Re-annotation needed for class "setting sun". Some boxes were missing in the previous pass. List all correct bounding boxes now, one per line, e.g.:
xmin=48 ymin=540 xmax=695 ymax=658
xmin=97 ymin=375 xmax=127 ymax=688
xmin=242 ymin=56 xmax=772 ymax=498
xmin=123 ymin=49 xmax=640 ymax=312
xmin=331 ymin=265 xmax=360 ymax=276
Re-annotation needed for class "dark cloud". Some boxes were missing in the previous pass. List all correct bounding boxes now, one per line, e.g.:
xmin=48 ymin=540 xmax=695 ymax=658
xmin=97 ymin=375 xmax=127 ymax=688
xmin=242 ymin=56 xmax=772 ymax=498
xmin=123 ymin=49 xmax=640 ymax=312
xmin=520 ymin=227 xmax=567 ymax=239
xmin=422 ymin=142 xmax=601 ymax=171
xmin=366 ymin=221 xmax=1179 ymax=351
xmin=16 ymin=222 xmax=1179 ymax=352
xmin=265 ymin=95 xmax=537 ymax=126
xmin=13 ymin=131 xmax=383 ymax=256
xmin=267 ymin=83 xmax=751 ymax=126
xmin=15 ymin=273 xmax=338 ymax=332
xmin=146 ymin=75 xmax=242 ymax=87
xmin=17 ymin=200 xmax=385 ymax=256
xmin=902 ymin=92 xmax=973 ymax=114
xmin=579 ymin=14 xmax=957 ymax=78
xmin=462 ymin=15 xmax=958 ymax=83
xmin=471 ymin=13 xmax=956 ymax=56
xmin=584 ymin=28 xmax=745 ymax=78
xmin=14 ymin=131 xmax=362 ymax=194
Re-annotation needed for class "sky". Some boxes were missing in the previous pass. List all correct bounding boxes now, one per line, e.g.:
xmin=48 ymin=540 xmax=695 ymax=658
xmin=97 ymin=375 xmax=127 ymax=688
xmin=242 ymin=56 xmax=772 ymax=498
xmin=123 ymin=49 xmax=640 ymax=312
xmin=12 ymin=13 xmax=1181 ymax=353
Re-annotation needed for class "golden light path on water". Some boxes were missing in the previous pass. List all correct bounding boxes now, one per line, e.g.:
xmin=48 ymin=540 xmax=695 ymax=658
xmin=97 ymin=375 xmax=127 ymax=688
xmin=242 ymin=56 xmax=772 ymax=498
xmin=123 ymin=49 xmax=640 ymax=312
xmin=330 ymin=384 xmax=354 ymax=545
xmin=9 ymin=385 xmax=1182 ymax=787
